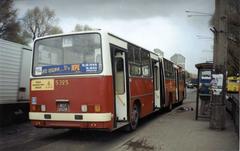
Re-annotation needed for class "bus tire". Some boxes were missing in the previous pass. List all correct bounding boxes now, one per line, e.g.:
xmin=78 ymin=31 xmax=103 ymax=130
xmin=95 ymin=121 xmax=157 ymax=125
xmin=127 ymin=103 xmax=140 ymax=131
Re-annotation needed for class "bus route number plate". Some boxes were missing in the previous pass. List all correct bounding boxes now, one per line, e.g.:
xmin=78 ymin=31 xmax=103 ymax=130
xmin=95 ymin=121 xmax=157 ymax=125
xmin=57 ymin=102 xmax=69 ymax=112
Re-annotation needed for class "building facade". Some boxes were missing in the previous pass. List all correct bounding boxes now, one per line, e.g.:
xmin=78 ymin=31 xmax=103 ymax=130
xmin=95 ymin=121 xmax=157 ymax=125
xmin=154 ymin=48 xmax=164 ymax=58
xmin=170 ymin=53 xmax=185 ymax=69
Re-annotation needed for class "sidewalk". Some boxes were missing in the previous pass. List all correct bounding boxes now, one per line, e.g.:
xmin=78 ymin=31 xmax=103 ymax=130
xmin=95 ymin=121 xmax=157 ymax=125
xmin=113 ymin=90 xmax=239 ymax=151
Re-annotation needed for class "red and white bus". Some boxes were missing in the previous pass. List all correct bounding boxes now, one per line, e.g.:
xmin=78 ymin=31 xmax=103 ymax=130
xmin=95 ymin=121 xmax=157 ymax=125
xmin=29 ymin=30 xmax=185 ymax=131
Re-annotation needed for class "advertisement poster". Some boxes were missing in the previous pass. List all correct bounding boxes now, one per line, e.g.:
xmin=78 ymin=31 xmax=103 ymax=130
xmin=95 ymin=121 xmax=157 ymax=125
xmin=211 ymin=74 xmax=223 ymax=95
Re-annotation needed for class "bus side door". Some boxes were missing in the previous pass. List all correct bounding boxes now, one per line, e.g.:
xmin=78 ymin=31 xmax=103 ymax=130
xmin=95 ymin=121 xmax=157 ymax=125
xmin=153 ymin=60 xmax=161 ymax=108
xmin=110 ymin=45 xmax=128 ymax=123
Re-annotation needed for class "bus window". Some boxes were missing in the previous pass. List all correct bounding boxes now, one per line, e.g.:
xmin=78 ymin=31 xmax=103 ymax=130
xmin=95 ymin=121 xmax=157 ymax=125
xmin=130 ymin=64 xmax=142 ymax=76
xmin=33 ymin=33 xmax=102 ymax=76
xmin=141 ymin=50 xmax=151 ymax=77
xmin=134 ymin=47 xmax=141 ymax=64
xmin=128 ymin=44 xmax=142 ymax=76
xmin=115 ymin=58 xmax=125 ymax=94
xmin=128 ymin=45 xmax=134 ymax=62
xmin=164 ymin=59 xmax=174 ymax=79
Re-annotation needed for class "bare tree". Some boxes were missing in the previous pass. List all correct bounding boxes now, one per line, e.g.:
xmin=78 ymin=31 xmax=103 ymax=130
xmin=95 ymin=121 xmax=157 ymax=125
xmin=210 ymin=0 xmax=240 ymax=76
xmin=23 ymin=6 xmax=62 ymax=40
xmin=227 ymin=0 xmax=240 ymax=76
xmin=73 ymin=24 xmax=93 ymax=32
xmin=0 ymin=0 xmax=27 ymax=44
xmin=48 ymin=26 xmax=63 ymax=35
xmin=74 ymin=24 xmax=84 ymax=31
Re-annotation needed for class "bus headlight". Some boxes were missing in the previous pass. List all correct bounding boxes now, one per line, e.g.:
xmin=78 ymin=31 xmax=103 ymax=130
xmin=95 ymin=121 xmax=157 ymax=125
xmin=81 ymin=105 xmax=88 ymax=112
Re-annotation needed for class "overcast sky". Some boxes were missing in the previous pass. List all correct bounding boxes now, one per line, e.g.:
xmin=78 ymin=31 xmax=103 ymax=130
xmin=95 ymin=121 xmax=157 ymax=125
xmin=14 ymin=0 xmax=215 ymax=73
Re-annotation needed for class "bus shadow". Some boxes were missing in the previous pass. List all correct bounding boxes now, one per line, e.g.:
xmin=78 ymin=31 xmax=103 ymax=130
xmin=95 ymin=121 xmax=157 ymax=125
xmin=40 ymin=108 xmax=172 ymax=143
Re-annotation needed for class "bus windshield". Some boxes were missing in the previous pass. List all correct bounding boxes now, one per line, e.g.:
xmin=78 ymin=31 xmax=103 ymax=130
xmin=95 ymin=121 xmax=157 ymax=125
xmin=33 ymin=33 xmax=102 ymax=76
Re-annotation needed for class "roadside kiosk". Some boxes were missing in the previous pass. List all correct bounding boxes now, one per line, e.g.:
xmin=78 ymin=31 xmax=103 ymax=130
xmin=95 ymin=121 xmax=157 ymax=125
xmin=195 ymin=62 xmax=213 ymax=120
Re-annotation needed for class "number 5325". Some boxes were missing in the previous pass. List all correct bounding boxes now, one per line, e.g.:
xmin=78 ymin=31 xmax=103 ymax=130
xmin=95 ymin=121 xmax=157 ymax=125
xmin=55 ymin=80 xmax=69 ymax=86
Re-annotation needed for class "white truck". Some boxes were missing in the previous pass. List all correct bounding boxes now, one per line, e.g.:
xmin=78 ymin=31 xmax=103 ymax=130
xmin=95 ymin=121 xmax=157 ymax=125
xmin=0 ymin=39 xmax=32 ymax=126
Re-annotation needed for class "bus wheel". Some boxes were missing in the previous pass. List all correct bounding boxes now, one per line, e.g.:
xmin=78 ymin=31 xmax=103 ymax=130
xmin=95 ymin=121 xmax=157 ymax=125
xmin=129 ymin=104 xmax=139 ymax=131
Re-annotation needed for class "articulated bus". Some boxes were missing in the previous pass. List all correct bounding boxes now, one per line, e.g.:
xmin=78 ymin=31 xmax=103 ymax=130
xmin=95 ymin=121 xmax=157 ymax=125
xmin=29 ymin=30 xmax=185 ymax=131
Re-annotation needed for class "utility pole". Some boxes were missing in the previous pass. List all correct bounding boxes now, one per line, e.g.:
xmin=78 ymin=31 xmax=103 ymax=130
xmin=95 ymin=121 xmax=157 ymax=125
xmin=210 ymin=0 xmax=228 ymax=129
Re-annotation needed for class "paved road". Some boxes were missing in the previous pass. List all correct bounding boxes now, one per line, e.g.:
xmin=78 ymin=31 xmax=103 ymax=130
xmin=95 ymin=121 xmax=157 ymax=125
xmin=0 ymin=89 xmax=238 ymax=151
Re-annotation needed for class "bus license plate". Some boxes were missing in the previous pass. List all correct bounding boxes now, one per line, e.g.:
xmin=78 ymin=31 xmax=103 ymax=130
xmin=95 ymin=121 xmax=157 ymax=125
xmin=57 ymin=102 xmax=69 ymax=112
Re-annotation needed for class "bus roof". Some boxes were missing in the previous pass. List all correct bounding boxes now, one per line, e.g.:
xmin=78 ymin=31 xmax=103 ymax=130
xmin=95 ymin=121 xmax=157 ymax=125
xmin=34 ymin=30 xmax=104 ymax=42
xmin=34 ymin=30 xmax=179 ymax=68
xmin=34 ymin=30 xmax=160 ymax=57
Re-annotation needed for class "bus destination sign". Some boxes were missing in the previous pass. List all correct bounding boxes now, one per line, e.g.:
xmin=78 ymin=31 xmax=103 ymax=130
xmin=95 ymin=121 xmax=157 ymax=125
xmin=35 ymin=63 xmax=99 ymax=75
